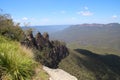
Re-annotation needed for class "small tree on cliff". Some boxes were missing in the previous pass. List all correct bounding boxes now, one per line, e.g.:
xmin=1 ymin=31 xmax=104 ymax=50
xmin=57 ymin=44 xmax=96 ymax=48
xmin=0 ymin=13 xmax=24 ymax=41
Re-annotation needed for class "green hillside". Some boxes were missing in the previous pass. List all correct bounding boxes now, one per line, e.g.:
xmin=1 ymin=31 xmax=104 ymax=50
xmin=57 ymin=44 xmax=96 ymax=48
xmin=51 ymin=23 xmax=120 ymax=51
xmin=59 ymin=44 xmax=120 ymax=80
xmin=52 ymin=23 xmax=120 ymax=80
xmin=0 ymin=35 xmax=49 ymax=80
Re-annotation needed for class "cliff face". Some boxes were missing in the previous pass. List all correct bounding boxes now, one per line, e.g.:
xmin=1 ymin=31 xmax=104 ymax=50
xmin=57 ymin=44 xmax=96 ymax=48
xmin=21 ymin=31 xmax=69 ymax=68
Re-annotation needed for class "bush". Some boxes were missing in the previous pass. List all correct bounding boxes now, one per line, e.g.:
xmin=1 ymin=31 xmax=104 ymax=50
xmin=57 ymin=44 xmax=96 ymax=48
xmin=0 ymin=36 xmax=36 ymax=80
xmin=0 ymin=14 xmax=25 ymax=41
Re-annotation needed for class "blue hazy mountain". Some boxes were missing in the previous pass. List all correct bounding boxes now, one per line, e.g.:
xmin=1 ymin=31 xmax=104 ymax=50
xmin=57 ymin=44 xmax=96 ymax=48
xmin=51 ymin=23 xmax=120 ymax=51
xmin=22 ymin=25 xmax=69 ymax=34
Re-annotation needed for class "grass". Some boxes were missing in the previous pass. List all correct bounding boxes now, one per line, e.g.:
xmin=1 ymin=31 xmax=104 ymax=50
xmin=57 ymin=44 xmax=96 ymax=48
xmin=0 ymin=35 xmax=49 ymax=80
xmin=33 ymin=64 xmax=49 ymax=80
xmin=67 ymin=43 xmax=120 ymax=56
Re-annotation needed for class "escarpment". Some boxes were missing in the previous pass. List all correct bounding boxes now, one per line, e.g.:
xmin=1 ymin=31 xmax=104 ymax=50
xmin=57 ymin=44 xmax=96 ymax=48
xmin=21 ymin=31 xmax=69 ymax=68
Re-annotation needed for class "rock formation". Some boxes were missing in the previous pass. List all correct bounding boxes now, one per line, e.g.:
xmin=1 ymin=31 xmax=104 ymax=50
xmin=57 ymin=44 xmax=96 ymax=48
xmin=21 ymin=31 xmax=69 ymax=68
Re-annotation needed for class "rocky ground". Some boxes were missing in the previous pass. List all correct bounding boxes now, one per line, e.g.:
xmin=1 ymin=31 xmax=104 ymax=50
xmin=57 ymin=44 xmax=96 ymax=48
xmin=43 ymin=66 xmax=78 ymax=80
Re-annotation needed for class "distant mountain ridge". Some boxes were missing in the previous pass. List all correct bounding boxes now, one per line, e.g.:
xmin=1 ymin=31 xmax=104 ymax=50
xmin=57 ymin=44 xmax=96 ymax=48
xmin=51 ymin=23 xmax=120 ymax=51
xmin=74 ymin=23 xmax=120 ymax=27
xmin=22 ymin=25 xmax=69 ymax=34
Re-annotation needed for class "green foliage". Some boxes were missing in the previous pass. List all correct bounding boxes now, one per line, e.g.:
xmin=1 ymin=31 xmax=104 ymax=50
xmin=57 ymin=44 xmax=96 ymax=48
xmin=59 ymin=44 xmax=120 ymax=80
xmin=59 ymin=49 xmax=95 ymax=80
xmin=33 ymin=47 xmax=53 ymax=67
xmin=0 ymin=14 xmax=25 ymax=41
xmin=33 ymin=65 xmax=49 ymax=80
xmin=0 ymin=36 xmax=36 ymax=80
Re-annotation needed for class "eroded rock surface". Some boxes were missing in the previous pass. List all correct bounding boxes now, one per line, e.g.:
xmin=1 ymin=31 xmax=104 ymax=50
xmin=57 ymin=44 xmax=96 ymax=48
xmin=43 ymin=66 xmax=78 ymax=80
xmin=21 ymin=31 xmax=69 ymax=68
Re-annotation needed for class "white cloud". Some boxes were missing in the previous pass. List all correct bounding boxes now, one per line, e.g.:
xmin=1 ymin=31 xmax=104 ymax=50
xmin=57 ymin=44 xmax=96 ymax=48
xmin=77 ymin=6 xmax=93 ymax=16
xmin=112 ymin=15 xmax=118 ymax=19
xmin=22 ymin=17 xmax=28 ymax=20
xmin=84 ymin=6 xmax=88 ymax=10
xmin=77 ymin=11 xmax=93 ymax=16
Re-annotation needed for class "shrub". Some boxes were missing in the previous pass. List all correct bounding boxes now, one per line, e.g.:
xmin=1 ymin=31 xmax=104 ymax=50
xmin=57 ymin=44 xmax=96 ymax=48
xmin=0 ymin=14 xmax=25 ymax=41
xmin=0 ymin=36 xmax=36 ymax=80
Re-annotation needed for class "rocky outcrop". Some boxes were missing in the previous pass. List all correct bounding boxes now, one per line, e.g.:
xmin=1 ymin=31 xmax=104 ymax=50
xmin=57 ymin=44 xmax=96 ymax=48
xmin=43 ymin=66 xmax=78 ymax=80
xmin=21 ymin=32 xmax=69 ymax=68
xmin=21 ymin=31 xmax=37 ymax=48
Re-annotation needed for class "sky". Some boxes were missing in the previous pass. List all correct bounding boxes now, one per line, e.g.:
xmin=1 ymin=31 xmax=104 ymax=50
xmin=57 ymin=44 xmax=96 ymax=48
xmin=0 ymin=0 xmax=120 ymax=26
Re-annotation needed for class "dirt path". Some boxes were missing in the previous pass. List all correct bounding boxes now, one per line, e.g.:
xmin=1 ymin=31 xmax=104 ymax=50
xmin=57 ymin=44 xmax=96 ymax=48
xmin=43 ymin=66 xmax=78 ymax=80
